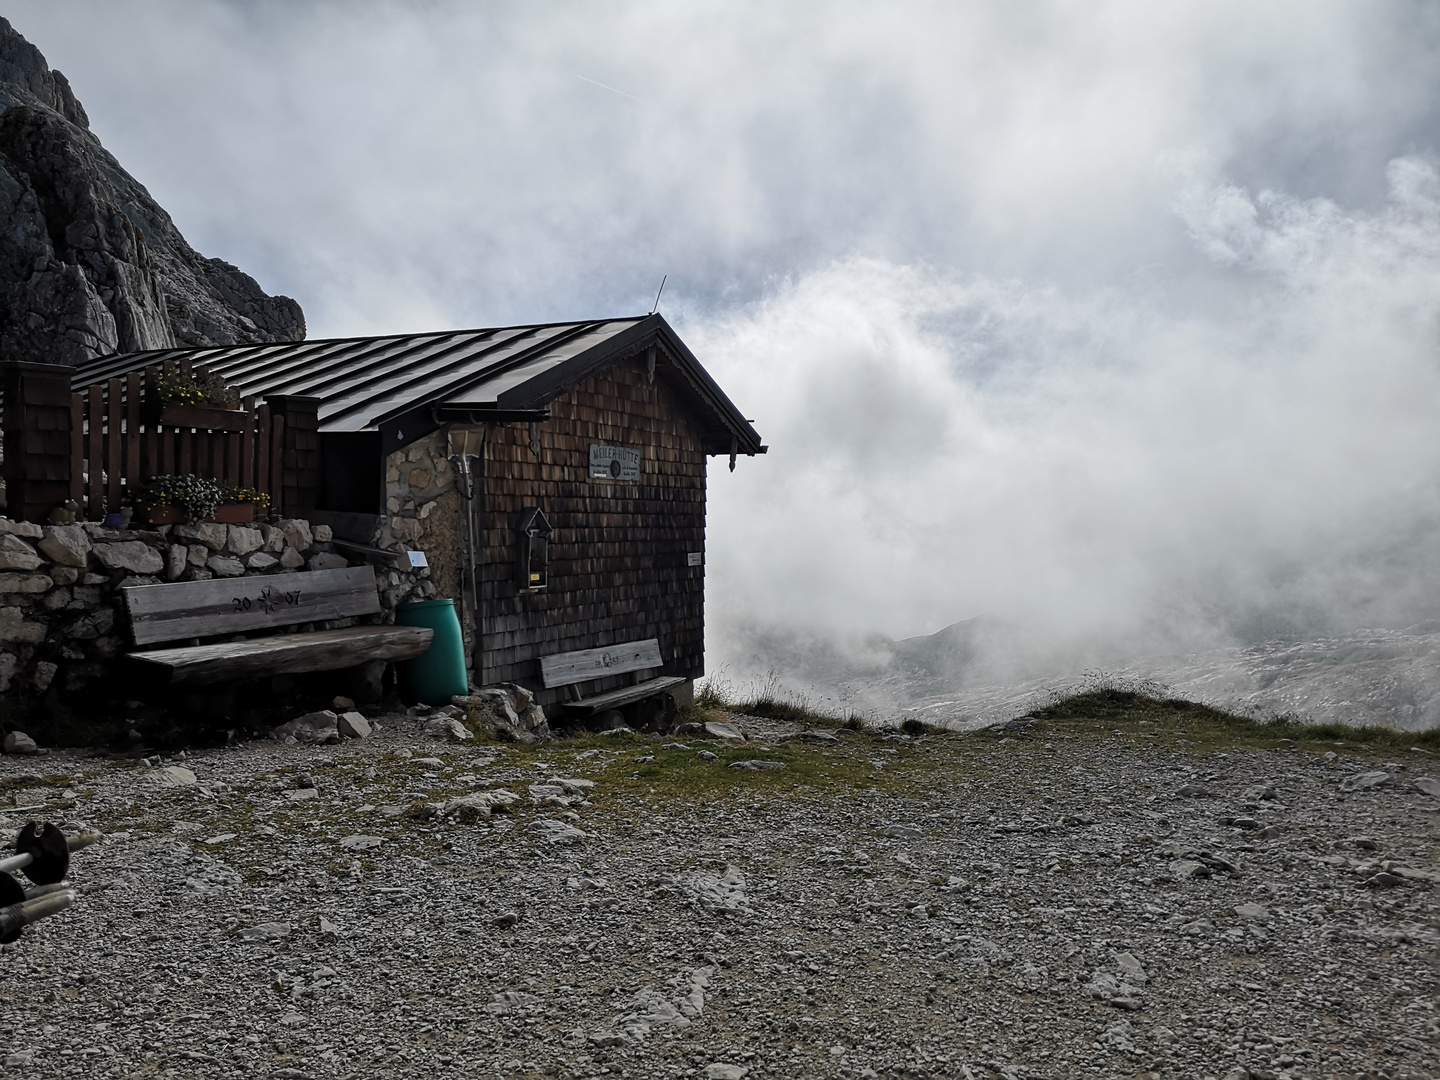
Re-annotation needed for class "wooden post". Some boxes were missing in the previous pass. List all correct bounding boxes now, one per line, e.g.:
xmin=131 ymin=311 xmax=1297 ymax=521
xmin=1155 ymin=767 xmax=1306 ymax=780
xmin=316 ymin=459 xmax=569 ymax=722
xmin=240 ymin=396 xmax=256 ymax=489
xmin=256 ymin=403 xmax=271 ymax=507
xmin=86 ymin=385 xmax=103 ymax=518
xmin=142 ymin=365 xmax=159 ymax=480
xmin=68 ymin=393 xmax=83 ymax=506
xmin=270 ymin=414 xmax=286 ymax=515
xmin=178 ymin=423 xmax=192 ymax=477
xmin=125 ymin=371 xmax=141 ymax=497
xmin=1 ymin=362 xmax=76 ymax=522
xmin=226 ymin=428 xmax=241 ymax=488
xmin=105 ymin=378 xmax=122 ymax=512
xmin=263 ymin=395 xmax=321 ymax=519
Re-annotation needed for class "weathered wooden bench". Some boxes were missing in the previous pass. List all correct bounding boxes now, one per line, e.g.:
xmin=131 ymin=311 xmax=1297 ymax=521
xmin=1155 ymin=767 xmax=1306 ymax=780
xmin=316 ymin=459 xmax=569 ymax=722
xmin=121 ymin=565 xmax=434 ymax=685
xmin=539 ymin=638 xmax=687 ymax=716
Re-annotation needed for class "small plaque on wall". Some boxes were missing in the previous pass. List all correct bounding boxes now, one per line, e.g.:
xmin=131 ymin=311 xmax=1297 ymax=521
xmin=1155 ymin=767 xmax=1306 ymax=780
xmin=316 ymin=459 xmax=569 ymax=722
xmin=687 ymin=552 xmax=703 ymax=566
xmin=589 ymin=444 xmax=641 ymax=481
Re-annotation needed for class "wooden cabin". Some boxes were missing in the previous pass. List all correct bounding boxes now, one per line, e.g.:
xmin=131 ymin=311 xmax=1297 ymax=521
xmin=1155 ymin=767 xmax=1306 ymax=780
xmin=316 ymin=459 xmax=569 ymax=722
xmin=67 ymin=314 xmax=766 ymax=711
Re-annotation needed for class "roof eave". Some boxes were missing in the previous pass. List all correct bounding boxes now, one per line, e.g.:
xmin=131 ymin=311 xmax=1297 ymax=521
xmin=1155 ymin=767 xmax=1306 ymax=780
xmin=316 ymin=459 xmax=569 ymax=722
xmin=491 ymin=313 xmax=765 ymax=455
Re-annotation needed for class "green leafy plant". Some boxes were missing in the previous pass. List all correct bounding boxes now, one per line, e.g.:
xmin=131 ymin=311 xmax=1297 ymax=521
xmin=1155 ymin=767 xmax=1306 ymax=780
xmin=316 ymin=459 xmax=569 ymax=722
xmin=156 ymin=369 xmax=240 ymax=409
xmin=128 ymin=474 xmax=230 ymax=524
xmin=155 ymin=371 xmax=207 ymax=407
xmin=227 ymin=486 xmax=272 ymax=513
xmin=194 ymin=369 xmax=240 ymax=408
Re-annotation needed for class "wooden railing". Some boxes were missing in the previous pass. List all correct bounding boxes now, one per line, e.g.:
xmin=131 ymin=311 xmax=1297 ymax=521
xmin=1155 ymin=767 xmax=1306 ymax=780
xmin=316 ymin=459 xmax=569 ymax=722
xmin=70 ymin=359 xmax=285 ymax=518
xmin=2 ymin=360 xmax=321 ymax=524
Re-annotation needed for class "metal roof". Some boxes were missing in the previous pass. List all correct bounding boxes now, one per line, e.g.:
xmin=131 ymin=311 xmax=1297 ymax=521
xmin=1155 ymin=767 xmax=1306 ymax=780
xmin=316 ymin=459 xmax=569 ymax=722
xmin=69 ymin=314 xmax=765 ymax=457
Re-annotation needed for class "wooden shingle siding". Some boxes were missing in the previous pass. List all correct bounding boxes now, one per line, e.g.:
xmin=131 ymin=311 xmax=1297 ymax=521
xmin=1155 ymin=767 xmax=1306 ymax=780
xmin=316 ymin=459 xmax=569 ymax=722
xmin=479 ymin=357 xmax=705 ymax=708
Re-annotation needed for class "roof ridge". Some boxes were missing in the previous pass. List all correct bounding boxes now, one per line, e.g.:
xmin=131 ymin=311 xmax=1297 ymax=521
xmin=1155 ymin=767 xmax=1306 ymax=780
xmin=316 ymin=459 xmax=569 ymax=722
xmin=74 ymin=313 xmax=653 ymax=366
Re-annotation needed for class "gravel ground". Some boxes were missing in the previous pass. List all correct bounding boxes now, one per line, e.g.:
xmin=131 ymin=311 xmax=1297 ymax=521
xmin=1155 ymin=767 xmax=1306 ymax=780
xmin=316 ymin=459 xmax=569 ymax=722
xmin=0 ymin=705 xmax=1437 ymax=1080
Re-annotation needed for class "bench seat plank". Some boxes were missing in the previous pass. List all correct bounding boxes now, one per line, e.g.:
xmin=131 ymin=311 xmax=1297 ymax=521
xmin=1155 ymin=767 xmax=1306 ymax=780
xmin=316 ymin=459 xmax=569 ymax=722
xmin=124 ymin=566 xmax=383 ymax=646
xmin=540 ymin=638 xmax=663 ymax=688
xmin=127 ymin=625 xmax=434 ymax=685
xmin=562 ymin=675 xmax=687 ymax=715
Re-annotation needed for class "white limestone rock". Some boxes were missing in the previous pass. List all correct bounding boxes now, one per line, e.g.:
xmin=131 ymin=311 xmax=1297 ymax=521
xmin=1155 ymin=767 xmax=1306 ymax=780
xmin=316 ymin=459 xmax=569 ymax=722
xmin=93 ymin=541 xmax=163 ymax=575
xmin=0 ymin=534 xmax=42 ymax=570
xmin=38 ymin=524 xmax=90 ymax=567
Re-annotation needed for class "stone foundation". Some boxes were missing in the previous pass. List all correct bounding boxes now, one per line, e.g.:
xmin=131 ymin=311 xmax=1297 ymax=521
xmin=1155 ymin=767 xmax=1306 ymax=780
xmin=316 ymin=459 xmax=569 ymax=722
xmin=0 ymin=515 xmax=436 ymax=700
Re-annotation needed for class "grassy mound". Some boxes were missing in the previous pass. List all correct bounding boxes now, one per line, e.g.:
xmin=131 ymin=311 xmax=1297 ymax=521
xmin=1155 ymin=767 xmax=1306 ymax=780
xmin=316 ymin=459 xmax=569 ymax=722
xmin=1028 ymin=687 xmax=1440 ymax=750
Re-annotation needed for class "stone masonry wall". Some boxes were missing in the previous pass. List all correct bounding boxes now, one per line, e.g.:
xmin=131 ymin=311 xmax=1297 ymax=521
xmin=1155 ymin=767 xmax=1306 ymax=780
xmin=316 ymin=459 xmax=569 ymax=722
xmin=374 ymin=427 xmax=470 ymax=648
xmin=0 ymin=514 xmax=435 ymax=700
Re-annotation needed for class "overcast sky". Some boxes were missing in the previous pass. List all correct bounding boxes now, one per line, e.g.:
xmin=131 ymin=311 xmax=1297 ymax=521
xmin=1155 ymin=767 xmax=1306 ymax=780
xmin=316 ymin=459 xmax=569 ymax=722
xmin=11 ymin=1 xmax=1440 ymax=683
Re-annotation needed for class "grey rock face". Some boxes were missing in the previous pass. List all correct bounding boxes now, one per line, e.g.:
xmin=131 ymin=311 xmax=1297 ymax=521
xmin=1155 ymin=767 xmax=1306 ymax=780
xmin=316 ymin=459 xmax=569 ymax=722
xmin=92 ymin=540 xmax=163 ymax=575
xmin=0 ymin=17 xmax=303 ymax=367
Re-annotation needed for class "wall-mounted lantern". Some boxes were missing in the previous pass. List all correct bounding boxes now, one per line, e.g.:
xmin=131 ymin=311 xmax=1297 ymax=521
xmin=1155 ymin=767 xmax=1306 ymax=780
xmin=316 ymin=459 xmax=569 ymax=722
xmin=516 ymin=507 xmax=552 ymax=592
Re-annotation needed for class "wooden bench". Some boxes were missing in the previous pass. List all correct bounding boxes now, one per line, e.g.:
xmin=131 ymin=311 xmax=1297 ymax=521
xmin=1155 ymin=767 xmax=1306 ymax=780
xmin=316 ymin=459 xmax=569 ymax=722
xmin=539 ymin=638 xmax=687 ymax=716
xmin=121 ymin=565 xmax=434 ymax=685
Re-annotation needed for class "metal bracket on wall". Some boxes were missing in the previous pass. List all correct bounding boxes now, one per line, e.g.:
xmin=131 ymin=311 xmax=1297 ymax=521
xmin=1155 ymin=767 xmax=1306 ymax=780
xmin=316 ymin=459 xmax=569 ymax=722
xmin=646 ymin=346 xmax=657 ymax=385
xmin=528 ymin=422 xmax=541 ymax=458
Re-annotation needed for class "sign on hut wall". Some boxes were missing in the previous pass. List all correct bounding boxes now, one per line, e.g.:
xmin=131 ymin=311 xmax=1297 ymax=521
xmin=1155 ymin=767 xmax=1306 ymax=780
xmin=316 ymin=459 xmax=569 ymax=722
xmin=588 ymin=444 xmax=640 ymax=481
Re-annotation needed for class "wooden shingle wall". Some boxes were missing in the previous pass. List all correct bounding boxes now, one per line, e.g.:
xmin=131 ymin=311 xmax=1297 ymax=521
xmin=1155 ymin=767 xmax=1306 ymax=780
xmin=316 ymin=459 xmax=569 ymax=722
xmin=480 ymin=357 xmax=706 ymax=707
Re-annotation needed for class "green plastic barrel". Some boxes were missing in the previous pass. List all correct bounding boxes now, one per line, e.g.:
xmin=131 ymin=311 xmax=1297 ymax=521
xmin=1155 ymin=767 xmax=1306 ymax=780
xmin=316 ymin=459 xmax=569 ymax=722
xmin=395 ymin=598 xmax=469 ymax=705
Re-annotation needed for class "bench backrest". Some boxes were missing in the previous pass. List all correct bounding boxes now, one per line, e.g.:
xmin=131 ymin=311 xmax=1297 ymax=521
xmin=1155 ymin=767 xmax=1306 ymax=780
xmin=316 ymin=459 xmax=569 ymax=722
xmin=123 ymin=565 xmax=382 ymax=646
xmin=540 ymin=638 xmax=662 ymax=689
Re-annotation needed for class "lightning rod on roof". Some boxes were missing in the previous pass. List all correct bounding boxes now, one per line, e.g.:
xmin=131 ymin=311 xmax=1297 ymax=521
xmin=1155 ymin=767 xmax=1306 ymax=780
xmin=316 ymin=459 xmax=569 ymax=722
xmin=650 ymin=275 xmax=667 ymax=315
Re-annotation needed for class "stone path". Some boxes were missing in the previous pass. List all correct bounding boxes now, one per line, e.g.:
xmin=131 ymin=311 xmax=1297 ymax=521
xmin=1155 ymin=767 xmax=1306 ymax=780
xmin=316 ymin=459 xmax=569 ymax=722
xmin=0 ymin=707 xmax=1436 ymax=1080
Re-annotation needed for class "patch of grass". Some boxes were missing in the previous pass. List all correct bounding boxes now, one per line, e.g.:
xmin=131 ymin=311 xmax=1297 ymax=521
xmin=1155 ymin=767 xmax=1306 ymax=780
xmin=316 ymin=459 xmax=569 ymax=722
xmin=497 ymin=731 xmax=914 ymax=804
xmin=1029 ymin=687 xmax=1440 ymax=750
xmin=899 ymin=718 xmax=948 ymax=737
xmin=694 ymin=668 xmax=869 ymax=730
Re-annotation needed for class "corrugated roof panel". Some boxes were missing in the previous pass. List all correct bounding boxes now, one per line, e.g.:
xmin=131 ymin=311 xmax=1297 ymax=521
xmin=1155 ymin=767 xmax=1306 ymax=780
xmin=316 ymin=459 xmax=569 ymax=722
xmin=319 ymin=323 xmax=592 ymax=431
xmin=56 ymin=314 xmax=763 ymax=456
xmin=206 ymin=338 xmax=391 ymax=394
xmin=223 ymin=333 xmax=487 ymax=410
xmin=442 ymin=320 xmax=643 ymax=407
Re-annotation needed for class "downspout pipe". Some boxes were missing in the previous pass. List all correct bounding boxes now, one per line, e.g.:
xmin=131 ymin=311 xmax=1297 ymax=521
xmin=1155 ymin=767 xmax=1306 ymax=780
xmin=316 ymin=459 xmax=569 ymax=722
xmin=447 ymin=425 xmax=488 ymax=688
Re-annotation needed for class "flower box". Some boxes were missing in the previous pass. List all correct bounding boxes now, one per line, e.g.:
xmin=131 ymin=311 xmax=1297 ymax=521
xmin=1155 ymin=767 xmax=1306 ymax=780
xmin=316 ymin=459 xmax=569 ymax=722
xmin=152 ymin=403 xmax=249 ymax=432
xmin=142 ymin=504 xmax=186 ymax=526
xmin=213 ymin=502 xmax=255 ymax=524
xmin=142 ymin=502 xmax=254 ymax=526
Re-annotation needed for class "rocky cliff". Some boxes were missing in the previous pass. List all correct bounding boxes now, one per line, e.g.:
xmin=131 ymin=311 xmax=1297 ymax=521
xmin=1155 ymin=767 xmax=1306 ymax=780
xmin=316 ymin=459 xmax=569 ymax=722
xmin=0 ymin=17 xmax=303 ymax=366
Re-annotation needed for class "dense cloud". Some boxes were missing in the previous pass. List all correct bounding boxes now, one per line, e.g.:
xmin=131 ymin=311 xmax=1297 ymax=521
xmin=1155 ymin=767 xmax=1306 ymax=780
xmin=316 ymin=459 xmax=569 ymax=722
xmin=701 ymin=163 xmax=1440 ymax=679
xmin=8 ymin=1 xmax=1440 ymax=688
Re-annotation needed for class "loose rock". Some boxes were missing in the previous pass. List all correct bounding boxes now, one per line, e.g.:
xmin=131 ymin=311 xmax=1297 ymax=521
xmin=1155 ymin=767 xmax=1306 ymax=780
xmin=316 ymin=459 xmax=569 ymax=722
xmin=337 ymin=712 xmax=371 ymax=740
xmin=272 ymin=711 xmax=340 ymax=744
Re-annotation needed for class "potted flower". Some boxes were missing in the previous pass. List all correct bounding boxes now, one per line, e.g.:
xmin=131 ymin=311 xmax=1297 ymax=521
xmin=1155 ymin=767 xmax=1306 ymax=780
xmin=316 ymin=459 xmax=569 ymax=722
xmin=127 ymin=475 xmax=269 ymax=526
xmin=145 ymin=369 xmax=247 ymax=431
xmin=221 ymin=486 xmax=272 ymax=523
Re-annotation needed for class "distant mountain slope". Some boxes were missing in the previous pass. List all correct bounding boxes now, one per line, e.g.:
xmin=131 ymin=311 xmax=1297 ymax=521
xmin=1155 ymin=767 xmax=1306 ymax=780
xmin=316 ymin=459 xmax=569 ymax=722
xmin=0 ymin=16 xmax=303 ymax=366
